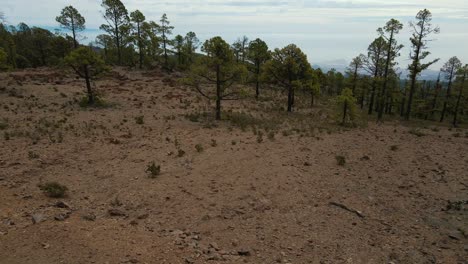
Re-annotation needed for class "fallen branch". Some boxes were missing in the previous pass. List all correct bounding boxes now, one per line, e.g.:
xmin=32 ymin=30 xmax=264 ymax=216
xmin=329 ymin=202 xmax=365 ymax=218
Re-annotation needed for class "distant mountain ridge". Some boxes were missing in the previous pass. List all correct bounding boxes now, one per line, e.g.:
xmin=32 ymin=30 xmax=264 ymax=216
xmin=313 ymin=59 xmax=440 ymax=81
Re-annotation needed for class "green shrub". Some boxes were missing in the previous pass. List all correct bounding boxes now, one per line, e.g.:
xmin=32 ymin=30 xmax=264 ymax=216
xmin=177 ymin=149 xmax=186 ymax=157
xmin=135 ymin=116 xmax=144 ymax=125
xmin=40 ymin=182 xmax=68 ymax=198
xmin=267 ymin=131 xmax=275 ymax=141
xmin=78 ymin=96 xmax=108 ymax=108
xmin=335 ymin=155 xmax=346 ymax=166
xmin=146 ymin=162 xmax=161 ymax=178
xmin=0 ymin=120 xmax=8 ymax=130
xmin=408 ymin=128 xmax=426 ymax=137
xmin=211 ymin=139 xmax=217 ymax=147
xmin=195 ymin=144 xmax=204 ymax=153
xmin=257 ymin=131 xmax=264 ymax=143
xmin=28 ymin=151 xmax=40 ymax=159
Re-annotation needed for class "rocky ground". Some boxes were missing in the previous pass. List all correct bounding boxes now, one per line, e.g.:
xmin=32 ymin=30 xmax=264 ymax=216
xmin=0 ymin=68 xmax=467 ymax=264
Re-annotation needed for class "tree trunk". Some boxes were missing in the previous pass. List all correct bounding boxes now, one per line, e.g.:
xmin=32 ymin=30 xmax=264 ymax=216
xmin=138 ymin=23 xmax=143 ymax=69
xmin=378 ymin=31 xmax=395 ymax=121
xmin=163 ymin=30 xmax=168 ymax=69
xmin=405 ymin=19 xmax=425 ymax=121
xmin=429 ymin=76 xmax=440 ymax=120
xmin=255 ymin=63 xmax=260 ymax=100
xmin=368 ymin=80 xmax=377 ymax=115
xmin=352 ymin=65 xmax=358 ymax=95
xmin=310 ymin=91 xmax=314 ymax=107
xmin=287 ymin=84 xmax=293 ymax=112
xmin=215 ymin=65 xmax=221 ymax=120
xmin=84 ymin=65 xmax=94 ymax=105
xmin=342 ymin=101 xmax=348 ymax=125
xmin=115 ymin=16 xmax=121 ymax=65
xmin=441 ymin=68 xmax=454 ymax=122
xmin=453 ymin=72 xmax=466 ymax=127
xmin=71 ymin=16 xmax=77 ymax=49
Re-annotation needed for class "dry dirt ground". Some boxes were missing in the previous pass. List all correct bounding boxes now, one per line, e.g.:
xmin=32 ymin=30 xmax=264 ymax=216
xmin=0 ymin=68 xmax=467 ymax=264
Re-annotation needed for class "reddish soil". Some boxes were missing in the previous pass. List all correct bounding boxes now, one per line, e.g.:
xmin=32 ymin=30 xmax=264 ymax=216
xmin=0 ymin=68 xmax=467 ymax=264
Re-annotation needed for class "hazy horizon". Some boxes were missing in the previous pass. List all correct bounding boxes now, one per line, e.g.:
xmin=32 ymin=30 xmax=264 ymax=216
xmin=2 ymin=0 xmax=467 ymax=71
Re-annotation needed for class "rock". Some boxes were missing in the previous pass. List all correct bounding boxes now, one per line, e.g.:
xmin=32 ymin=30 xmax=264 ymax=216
xmin=82 ymin=213 xmax=96 ymax=221
xmin=448 ymin=233 xmax=462 ymax=241
xmin=184 ymin=258 xmax=195 ymax=264
xmin=209 ymin=242 xmax=220 ymax=251
xmin=206 ymin=253 xmax=222 ymax=261
xmin=108 ymin=209 xmax=127 ymax=217
xmin=41 ymin=243 xmax=50 ymax=249
xmin=55 ymin=201 xmax=71 ymax=209
xmin=54 ymin=213 xmax=70 ymax=221
xmin=32 ymin=213 xmax=45 ymax=224
xmin=137 ymin=213 xmax=149 ymax=220
xmin=237 ymin=249 xmax=251 ymax=256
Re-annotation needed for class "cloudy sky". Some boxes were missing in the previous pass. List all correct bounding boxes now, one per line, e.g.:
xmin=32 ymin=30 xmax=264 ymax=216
xmin=2 ymin=0 xmax=467 ymax=70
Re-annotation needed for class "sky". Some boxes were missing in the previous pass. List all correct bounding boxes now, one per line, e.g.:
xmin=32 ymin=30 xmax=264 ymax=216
xmin=1 ymin=0 xmax=467 ymax=70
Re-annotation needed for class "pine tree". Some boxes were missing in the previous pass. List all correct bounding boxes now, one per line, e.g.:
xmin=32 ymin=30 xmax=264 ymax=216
xmin=246 ymin=38 xmax=270 ymax=99
xmin=100 ymin=0 xmax=129 ymax=65
xmin=440 ymin=56 xmax=462 ymax=122
xmin=406 ymin=9 xmax=440 ymax=120
xmin=452 ymin=64 xmax=467 ymax=126
xmin=263 ymin=44 xmax=313 ymax=112
xmin=377 ymin=19 xmax=403 ymax=121
xmin=130 ymin=10 xmax=146 ymax=69
xmin=183 ymin=36 xmax=247 ymax=120
xmin=64 ymin=47 xmax=109 ymax=105
xmin=159 ymin=14 xmax=174 ymax=69
xmin=56 ymin=6 xmax=86 ymax=49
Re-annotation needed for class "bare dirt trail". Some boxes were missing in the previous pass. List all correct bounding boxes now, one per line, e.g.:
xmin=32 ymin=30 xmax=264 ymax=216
xmin=0 ymin=69 xmax=466 ymax=263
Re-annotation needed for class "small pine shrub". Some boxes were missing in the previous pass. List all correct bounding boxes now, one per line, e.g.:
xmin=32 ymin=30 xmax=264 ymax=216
xmin=79 ymin=96 xmax=107 ymax=108
xmin=335 ymin=155 xmax=346 ymax=166
xmin=0 ymin=120 xmax=8 ymax=130
xmin=408 ymin=128 xmax=426 ymax=137
xmin=195 ymin=144 xmax=204 ymax=153
xmin=211 ymin=139 xmax=217 ymax=147
xmin=282 ymin=130 xmax=292 ymax=137
xmin=40 ymin=182 xmax=68 ymax=198
xmin=28 ymin=151 xmax=40 ymax=159
xmin=146 ymin=162 xmax=161 ymax=178
xmin=335 ymin=88 xmax=359 ymax=126
xmin=267 ymin=131 xmax=275 ymax=141
xmin=257 ymin=131 xmax=264 ymax=143
xmin=177 ymin=149 xmax=186 ymax=157
xmin=135 ymin=116 xmax=144 ymax=125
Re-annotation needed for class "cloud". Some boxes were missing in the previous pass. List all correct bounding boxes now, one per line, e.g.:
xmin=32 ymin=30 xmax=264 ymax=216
xmin=1 ymin=0 xmax=467 ymax=69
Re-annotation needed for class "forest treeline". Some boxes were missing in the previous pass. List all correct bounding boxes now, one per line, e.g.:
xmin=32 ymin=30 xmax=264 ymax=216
xmin=0 ymin=1 xmax=467 ymax=126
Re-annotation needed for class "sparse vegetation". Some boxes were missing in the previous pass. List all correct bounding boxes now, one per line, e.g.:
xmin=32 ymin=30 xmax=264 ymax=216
xmin=40 ymin=182 xmax=68 ymax=198
xmin=195 ymin=144 xmax=204 ymax=153
xmin=211 ymin=139 xmax=217 ymax=147
xmin=177 ymin=149 xmax=185 ymax=157
xmin=135 ymin=116 xmax=144 ymax=125
xmin=146 ymin=162 xmax=161 ymax=178
xmin=28 ymin=151 xmax=40 ymax=159
xmin=409 ymin=128 xmax=426 ymax=137
xmin=335 ymin=155 xmax=346 ymax=166
xmin=256 ymin=131 xmax=264 ymax=143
